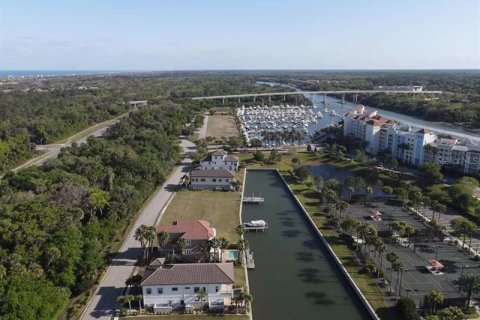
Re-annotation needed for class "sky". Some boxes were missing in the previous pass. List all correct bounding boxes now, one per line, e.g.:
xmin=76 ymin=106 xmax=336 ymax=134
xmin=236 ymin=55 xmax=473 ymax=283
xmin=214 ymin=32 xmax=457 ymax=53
xmin=0 ymin=0 xmax=479 ymax=70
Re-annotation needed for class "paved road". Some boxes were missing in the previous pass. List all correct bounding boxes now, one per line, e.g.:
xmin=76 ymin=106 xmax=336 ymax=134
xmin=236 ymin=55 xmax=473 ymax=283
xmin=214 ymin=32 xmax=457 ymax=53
xmin=198 ymin=114 xmax=208 ymax=139
xmin=81 ymin=139 xmax=196 ymax=320
xmin=12 ymin=121 xmax=120 ymax=173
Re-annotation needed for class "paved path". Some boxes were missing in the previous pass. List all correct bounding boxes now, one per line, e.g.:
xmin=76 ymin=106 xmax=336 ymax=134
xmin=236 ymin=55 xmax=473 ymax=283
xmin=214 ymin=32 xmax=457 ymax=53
xmin=80 ymin=139 xmax=196 ymax=320
xmin=198 ymin=114 xmax=209 ymax=139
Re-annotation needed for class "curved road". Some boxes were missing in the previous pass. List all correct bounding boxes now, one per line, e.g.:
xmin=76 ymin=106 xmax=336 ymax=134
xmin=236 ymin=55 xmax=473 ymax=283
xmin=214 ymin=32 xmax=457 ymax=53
xmin=80 ymin=139 xmax=196 ymax=319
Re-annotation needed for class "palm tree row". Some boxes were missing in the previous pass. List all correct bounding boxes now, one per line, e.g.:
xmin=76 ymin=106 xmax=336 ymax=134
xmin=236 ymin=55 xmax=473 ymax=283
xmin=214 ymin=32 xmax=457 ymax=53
xmin=117 ymin=294 xmax=142 ymax=314
xmin=134 ymin=224 xmax=156 ymax=263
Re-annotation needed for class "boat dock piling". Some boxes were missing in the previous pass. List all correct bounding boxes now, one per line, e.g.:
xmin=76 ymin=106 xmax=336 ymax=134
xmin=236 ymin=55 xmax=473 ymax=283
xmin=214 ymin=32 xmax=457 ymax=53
xmin=246 ymin=250 xmax=255 ymax=269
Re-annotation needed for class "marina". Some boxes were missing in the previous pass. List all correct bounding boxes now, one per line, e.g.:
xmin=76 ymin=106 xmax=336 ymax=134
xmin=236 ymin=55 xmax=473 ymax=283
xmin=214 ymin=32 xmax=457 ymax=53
xmin=237 ymin=104 xmax=322 ymax=146
xmin=242 ymin=170 xmax=373 ymax=320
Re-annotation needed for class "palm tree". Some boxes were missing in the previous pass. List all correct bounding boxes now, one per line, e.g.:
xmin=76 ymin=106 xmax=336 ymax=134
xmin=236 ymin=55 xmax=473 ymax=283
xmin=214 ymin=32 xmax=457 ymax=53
xmin=243 ymin=292 xmax=253 ymax=310
xmin=199 ymin=240 xmax=212 ymax=262
xmin=427 ymin=290 xmax=444 ymax=314
xmin=209 ymin=238 xmax=221 ymax=262
xmin=365 ymin=186 xmax=373 ymax=205
xmin=460 ymin=274 xmax=480 ymax=310
xmin=134 ymin=225 xmax=147 ymax=262
xmin=392 ymin=260 xmax=405 ymax=298
xmin=157 ymin=231 xmax=170 ymax=255
xmin=125 ymin=295 xmax=134 ymax=313
xmin=176 ymin=237 xmax=187 ymax=256
xmin=436 ymin=203 xmax=446 ymax=222
xmin=117 ymin=295 xmax=127 ymax=312
xmin=196 ymin=288 xmax=208 ymax=309
xmin=134 ymin=294 xmax=143 ymax=311
xmin=237 ymin=239 xmax=248 ymax=265
xmin=236 ymin=224 xmax=245 ymax=238
xmin=45 ymin=245 xmax=61 ymax=270
xmin=404 ymin=224 xmax=415 ymax=246
xmin=337 ymin=200 xmax=349 ymax=219
xmin=386 ymin=252 xmax=400 ymax=294
xmin=144 ymin=226 xmax=156 ymax=261
xmin=218 ymin=237 xmax=229 ymax=262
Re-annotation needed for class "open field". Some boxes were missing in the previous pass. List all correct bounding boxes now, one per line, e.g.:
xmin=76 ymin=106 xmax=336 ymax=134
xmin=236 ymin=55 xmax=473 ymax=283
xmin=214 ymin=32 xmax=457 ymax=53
xmin=161 ymin=190 xmax=241 ymax=243
xmin=206 ymin=115 xmax=240 ymax=138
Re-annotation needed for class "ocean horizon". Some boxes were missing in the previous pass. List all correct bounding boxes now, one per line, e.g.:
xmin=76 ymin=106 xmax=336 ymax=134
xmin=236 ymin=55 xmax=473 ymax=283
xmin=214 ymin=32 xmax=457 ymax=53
xmin=0 ymin=70 xmax=121 ymax=78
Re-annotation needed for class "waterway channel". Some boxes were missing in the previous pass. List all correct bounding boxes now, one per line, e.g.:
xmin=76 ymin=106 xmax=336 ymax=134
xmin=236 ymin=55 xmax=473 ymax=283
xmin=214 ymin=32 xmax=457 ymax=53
xmin=242 ymin=170 xmax=372 ymax=320
xmin=256 ymin=81 xmax=480 ymax=142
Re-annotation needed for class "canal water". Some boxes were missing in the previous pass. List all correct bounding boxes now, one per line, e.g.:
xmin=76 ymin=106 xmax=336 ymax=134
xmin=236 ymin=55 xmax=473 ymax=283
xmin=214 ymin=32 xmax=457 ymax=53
xmin=242 ymin=170 xmax=372 ymax=320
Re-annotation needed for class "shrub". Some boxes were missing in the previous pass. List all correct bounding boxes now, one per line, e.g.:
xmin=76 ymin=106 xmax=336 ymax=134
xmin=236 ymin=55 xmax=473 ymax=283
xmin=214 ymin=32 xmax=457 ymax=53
xmin=397 ymin=296 xmax=419 ymax=320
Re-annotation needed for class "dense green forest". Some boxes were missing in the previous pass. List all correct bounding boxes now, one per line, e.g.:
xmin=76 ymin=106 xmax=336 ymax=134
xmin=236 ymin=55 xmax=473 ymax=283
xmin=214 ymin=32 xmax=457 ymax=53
xmin=0 ymin=101 xmax=201 ymax=319
xmin=0 ymin=73 xmax=277 ymax=172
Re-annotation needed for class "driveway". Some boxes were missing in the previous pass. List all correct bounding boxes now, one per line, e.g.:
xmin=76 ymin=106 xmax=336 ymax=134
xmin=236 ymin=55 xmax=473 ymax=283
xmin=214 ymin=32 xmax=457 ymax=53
xmin=80 ymin=139 xmax=196 ymax=320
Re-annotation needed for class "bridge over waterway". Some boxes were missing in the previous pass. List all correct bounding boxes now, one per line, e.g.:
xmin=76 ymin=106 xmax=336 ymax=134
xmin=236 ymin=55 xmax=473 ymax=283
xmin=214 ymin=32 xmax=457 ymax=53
xmin=191 ymin=89 xmax=443 ymax=104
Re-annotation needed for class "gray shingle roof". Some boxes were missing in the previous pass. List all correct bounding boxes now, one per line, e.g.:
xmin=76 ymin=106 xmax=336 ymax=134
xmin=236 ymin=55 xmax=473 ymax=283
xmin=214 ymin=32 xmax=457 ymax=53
xmin=141 ymin=263 xmax=234 ymax=286
xmin=190 ymin=169 xmax=234 ymax=178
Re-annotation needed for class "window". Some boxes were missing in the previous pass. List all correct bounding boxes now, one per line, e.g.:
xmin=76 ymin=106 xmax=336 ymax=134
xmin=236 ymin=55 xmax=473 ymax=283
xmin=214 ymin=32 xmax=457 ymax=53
xmin=172 ymin=287 xmax=178 ymax=292
xmin=212 ymin=178 xmax=217 ymax=182
xmin=216 ymin=286 xmax=219 ymax=292
xmin=183 ymin=249 xmax=192 ymax=255
xmin=185 ymin=287 xmax=190 ymax=290
xmin=225 ymin=179 xmax=229 ymax=182
xmin=218 ymin=179 xmax=222 ymax=182
xmin=157 ymin=288 xmax=163 ymax=294
xmin=200 ymin=178 xmax=206 ymax=182
xmin=185 ymin=239 xmax=191 ymax=246
xmin=146 ymin=288 xmax=152 ymax=294
xmin=194 ymin=287 xmax=200 ymax=293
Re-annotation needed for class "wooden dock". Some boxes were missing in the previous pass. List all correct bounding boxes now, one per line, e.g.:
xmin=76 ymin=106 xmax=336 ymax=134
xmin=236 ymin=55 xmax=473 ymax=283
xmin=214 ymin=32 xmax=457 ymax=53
xmin=246 ymin=250 xmax=255 ymax=269
xmin=242 ymin=196 xmax=264 ymax=204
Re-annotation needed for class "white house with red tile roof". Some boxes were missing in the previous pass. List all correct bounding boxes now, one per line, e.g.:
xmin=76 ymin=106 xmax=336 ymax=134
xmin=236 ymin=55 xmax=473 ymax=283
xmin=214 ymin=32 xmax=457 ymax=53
xmin=156 ymin=220 xmax=216 ymax=257
xmin=200 ymin=149 xmax=239 ymax=171
xmin=189 ymin=169 xmax=235 ymax=191
xmin=141 ymin=262 xmax=235 ymax=311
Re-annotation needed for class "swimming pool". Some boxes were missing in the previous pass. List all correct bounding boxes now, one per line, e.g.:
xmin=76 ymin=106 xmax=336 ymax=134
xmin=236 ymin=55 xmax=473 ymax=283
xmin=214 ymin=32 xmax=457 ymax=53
xmin=226 ymin=250 xmax=238 ymax=261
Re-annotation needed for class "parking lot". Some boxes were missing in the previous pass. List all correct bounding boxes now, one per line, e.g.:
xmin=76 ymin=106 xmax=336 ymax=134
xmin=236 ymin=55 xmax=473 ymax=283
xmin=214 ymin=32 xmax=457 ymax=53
xmin=346 ymin=200 xmax=480 ymax=304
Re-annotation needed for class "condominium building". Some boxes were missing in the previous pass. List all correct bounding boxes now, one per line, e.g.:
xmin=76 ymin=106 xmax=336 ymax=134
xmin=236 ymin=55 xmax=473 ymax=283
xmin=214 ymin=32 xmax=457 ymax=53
xmin=343 ymin=105 xmax=480 ymax=175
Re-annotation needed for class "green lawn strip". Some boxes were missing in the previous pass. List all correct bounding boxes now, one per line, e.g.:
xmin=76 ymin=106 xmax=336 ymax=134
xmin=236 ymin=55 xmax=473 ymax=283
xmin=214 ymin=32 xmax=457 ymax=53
xmin=234 ymin=265 xmax=246 ymax=289
xmin=161 ymin=190 xmax=241 ymax=243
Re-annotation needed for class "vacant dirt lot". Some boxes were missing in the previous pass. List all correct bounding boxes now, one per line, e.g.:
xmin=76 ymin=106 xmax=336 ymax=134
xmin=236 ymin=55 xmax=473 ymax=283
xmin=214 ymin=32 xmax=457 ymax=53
xmin=206 ymin=115 xmax=240 ymax=138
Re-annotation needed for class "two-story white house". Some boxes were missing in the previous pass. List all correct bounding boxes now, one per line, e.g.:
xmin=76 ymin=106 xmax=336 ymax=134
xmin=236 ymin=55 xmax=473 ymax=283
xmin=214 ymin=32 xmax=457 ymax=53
xmin=200 ymin=150 xmax=239 ymax=171
xmin=141 ymin=262 xmax=235 ymax=313
xmin=190 ymin=169 xmax=235 ymax=191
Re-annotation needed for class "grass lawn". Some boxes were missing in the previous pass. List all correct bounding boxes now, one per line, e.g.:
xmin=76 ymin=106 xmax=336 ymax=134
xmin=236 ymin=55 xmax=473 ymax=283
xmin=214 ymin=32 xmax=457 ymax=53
xmin=126 ymin=315 xmax=249 ymax=320
xmin=161 ymin=190 xmax=241 ymax=243
xmin=234 ymin=265 xmax=246 ymax=289
xmin=206 ymin=115 xmax=239 ymax=138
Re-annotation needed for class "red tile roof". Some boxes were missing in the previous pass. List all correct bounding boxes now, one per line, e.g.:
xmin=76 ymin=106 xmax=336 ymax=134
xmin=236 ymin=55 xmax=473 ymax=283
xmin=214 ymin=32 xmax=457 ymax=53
xmin=416 ymin=128 xmax=432 ymax=134
xmin=190 ymin=169 xmax=235 ymax=178
xmin=141 ymin=263 xmax=234 ymax=286
xmin=156 ymin=220 xmax=216 ymax=240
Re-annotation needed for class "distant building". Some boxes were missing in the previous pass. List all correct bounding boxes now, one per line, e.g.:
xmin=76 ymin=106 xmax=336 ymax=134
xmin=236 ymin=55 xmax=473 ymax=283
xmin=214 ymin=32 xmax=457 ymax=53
xmin=190 ymin=169 xmax=235 ymax=190
xmin=156 ymin=220 xmax=216 ymax=258
xmin=374 ymin=85 xmax=423 ymax=92
xmin=141 ymin=261 xmax=235 ymax=312
xmin=129 ymin=100 xmax=148 ymax=108
xmin=200 ymin=150 xmax=239 ymax=171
